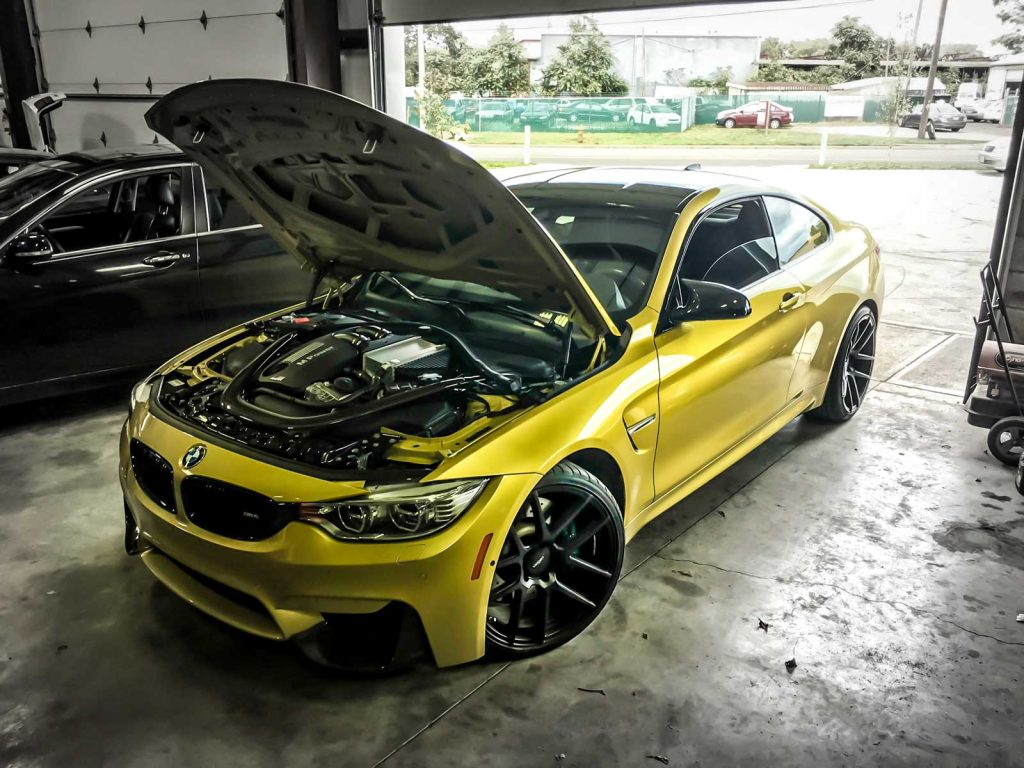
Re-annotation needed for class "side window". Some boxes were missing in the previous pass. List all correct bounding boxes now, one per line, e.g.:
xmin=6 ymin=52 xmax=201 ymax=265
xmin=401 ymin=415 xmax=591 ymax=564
xmin=679 ymin=198 xmax=778 ymax=289
xmin=204 ymin=183 xmax=257 ymax=231
xmin=763 ymin=196 xmax=829 ymax=266
xmin=35 ymin=170 xmax=182 ymax=253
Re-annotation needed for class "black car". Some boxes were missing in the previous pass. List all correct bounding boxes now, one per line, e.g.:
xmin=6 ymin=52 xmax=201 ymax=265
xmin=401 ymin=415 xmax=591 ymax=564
xmin=0 ymin=148 xmax=52 ymax=178
xmin=899 ymin=102 xmax=967 ymax=132
xmin=558 ymin=100 xmax=621 ymax=124
xmin=0 ymin=144 xmax=307 ymax=405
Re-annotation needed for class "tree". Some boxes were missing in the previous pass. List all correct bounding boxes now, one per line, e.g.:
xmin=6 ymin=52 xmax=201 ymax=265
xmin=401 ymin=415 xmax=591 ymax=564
xmin=467 ymin=25 xmax=529 ymax=95
xmin=757 ymin=61 xmax=795 ymax=82
xmin=761 ymin=37 xmax=788 ymax=60
xmin=827 ymin=16 xmax=886 ymax=80
xmin=789 ymin=37 xmax=831 ymax=57
xmin=403 ymin=24 xmax=473 ymax=96
xmin=541 ymin=17 xmax=628 ymax=95
xmin=994 ymin=0 xmax=1024 ymax=52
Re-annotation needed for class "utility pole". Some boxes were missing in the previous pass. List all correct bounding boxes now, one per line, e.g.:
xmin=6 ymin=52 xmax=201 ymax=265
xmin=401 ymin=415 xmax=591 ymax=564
xmin=918 ymin=0 xmax=950 ymax=139
xmin=417 ymin=24 xmax=426 ymax=96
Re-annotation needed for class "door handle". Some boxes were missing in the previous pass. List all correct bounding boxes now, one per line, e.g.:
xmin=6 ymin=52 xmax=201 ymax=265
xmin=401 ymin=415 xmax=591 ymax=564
xmin=142 ymin=252 xmax=188 ymax=266
xmin=779 ymin=291 xmax=805 ymax=312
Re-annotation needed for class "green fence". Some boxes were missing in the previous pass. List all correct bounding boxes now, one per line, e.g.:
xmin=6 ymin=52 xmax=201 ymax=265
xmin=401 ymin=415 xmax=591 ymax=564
xmin=406 ymin=96 xmax=696 ymax=134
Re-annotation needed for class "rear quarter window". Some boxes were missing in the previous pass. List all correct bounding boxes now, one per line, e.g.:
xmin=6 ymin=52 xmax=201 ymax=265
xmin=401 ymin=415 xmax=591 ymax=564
xmin=764 ymin=196 xmax=829 ymax=265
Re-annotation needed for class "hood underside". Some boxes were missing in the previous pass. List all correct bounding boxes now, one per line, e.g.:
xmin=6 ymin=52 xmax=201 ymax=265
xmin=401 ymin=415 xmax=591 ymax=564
xmin=145 ymin=79 xmax=617 ymax=339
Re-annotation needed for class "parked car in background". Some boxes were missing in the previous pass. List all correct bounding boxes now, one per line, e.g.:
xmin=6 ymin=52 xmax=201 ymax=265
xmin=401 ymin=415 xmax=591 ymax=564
xmin=981 ymin=100 xmax=1006 ymax=124
xmin=715 ymin=101 xmax=793 ymax=129
xmin=979 ymin=137 xmax=1010 ymax=172
xmin=517 ymin=100 xmax=558 ymax=128
xmin=0 ymin=145 xmax=307 ymax=404
xmin=0 ymin=147 xmax=51 ymax=178
xmin=899 ymin=102 xmax=967 ymax=131
xmin=603 ymin=96 xmax=653 ymax=121
xmin=627 ymin=102 xmax=682 ymax=129
xmin=477 ymin=100 xmax=515 ymax=122
xmin=960 ymin=100 xmax=986 ymax=121
xmin=559 ymin=100 xmax=621 ymax=124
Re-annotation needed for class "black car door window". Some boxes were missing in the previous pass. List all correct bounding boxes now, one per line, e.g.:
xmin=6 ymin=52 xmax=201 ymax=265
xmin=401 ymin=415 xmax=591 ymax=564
xmin=35 ymin=170 xmax=184 ymax=252
xmin=679 ymin=198 xmax=779 ymax=289
xmin=763 ymin=196 xmax=830 ymax=266
xmin=203 ymin=182 xmax=258 ymax=231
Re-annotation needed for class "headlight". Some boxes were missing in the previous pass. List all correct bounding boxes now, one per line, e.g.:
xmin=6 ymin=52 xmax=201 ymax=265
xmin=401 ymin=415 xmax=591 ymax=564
xmin=298 ymin=479 xmax=488 ymax=541
xmin=717 ymin=110 xmax=728 ymax=119
xmin=129 ymin=378 xmax=153 ymax=414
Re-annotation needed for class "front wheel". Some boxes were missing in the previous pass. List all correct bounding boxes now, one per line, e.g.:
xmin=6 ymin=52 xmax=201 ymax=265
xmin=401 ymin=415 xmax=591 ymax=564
xmin=649 ymin=118 xmax=657 ymax=129
xmin=627 ymin=118 xmax=635 ymax=127
xmin=485 ymin=462 xmax=624 ymax=658
xmin=724 ymin=118 xmax=736 ymax=128
xmin=807 ymin=305 xmax=876 ymax=423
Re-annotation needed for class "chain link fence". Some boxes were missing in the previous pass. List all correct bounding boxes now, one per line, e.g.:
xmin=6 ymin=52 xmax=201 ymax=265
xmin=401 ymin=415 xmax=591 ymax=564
xmin=406 ymin=95 xmax=696 ymax=134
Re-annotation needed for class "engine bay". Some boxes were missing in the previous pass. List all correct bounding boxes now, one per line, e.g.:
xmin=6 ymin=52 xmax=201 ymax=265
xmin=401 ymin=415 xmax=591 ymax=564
xmin=155 ymin=305 xmax=603 ymax=474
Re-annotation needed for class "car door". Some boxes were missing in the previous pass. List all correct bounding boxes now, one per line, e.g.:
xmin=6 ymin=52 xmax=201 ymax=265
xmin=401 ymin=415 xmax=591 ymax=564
xmin=652 ymin=197 xmax=810 ymax=497
xmin=763 ymin=195 xmax=844 ymax=399
xmin=736 ymin=104 xmax=759 ymax=126
xmin=193 ymin=167 xmax=308 ymax=334
xmin=0 ymin=164 xmax=202 ymax=390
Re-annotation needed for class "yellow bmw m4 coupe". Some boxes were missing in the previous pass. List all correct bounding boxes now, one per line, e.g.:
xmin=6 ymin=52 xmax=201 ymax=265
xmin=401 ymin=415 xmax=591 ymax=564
xmin=121 ymin=80 xmax=883 ymax=671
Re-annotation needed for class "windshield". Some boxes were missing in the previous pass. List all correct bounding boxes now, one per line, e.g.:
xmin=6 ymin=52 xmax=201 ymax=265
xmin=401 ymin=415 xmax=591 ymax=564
xmin=0 ymin=161 xmax=79 ymax=219
xmin=515 ymin=191 xmax=681 ymax=321
xmin=649 ymin=104 xmax=674 ymax=114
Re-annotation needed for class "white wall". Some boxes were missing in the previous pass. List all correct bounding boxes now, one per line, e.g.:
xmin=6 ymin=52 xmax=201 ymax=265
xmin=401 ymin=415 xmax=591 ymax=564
xmin=30 ymin=0 xmax=289 ymax=150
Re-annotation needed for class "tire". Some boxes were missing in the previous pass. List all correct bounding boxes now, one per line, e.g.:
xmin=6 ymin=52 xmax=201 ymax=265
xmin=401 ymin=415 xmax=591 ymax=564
xmin=807 ymin=305 xmax=876 ymax=423
xmin=649 ymin=119 xmax=657 ymax=129
xmin=724 ymin=118 xmax=736 ymax=128
xmin=988 ymin=416 xmax=1024 ymax=466
xmin=769 ymin=118 xmax=781 ymax=129
xmin=485 ymin=461 xmax=625 ymax=659
xmin=627 ymin=118 xmax=635 ymax=128
xmin=569 ymin=114 xmax=578 ymax=123
xmin=952 ymin=127 xmax=962 ymax=132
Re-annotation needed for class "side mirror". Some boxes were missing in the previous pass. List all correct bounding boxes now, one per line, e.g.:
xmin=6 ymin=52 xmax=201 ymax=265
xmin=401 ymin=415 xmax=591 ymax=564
xmin=3 ymin=231 xmax=54 ymax=265
xmin=668 ymin=279 xmax=751 ymax=324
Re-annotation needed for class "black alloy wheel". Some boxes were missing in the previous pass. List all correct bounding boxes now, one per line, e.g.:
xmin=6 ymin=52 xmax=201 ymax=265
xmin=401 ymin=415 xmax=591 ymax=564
xmin=486 ymin=462 xmax=624 ymax=657
xmin=988 ymin=416 xmax=1024 ymax=466
xmin=808 ymin=305 xmax=876 ymax=422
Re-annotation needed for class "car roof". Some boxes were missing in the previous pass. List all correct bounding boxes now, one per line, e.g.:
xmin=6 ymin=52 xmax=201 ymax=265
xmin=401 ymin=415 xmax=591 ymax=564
xmin=504 ymin=166 xmax=770 ymax=208
xmin=54 ymin=143 xmax=185 ymax=171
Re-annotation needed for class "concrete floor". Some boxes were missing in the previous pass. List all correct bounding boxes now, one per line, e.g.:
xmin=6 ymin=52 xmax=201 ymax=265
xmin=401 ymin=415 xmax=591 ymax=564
xmin=2 ymin=170 xmax=1022 ymax=768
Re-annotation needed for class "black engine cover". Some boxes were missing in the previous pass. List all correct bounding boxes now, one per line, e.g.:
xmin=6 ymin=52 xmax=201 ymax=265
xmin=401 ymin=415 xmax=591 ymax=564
xmin=258 ymin=334 xmax=360 ymax=396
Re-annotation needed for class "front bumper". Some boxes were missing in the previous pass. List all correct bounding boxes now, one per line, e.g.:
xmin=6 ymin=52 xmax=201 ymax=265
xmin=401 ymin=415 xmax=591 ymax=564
xmin=120 ymin=411 xmax=537 ymax=668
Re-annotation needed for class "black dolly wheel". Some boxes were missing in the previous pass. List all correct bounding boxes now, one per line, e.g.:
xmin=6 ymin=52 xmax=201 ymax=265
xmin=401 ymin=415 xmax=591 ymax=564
xmin=988 ymin=416 xmax=1024 ymax=466
xmin=486 ymin=462 xmax=624 ymax=657
xmin=808 ymin=304 xmax=876 ymax=423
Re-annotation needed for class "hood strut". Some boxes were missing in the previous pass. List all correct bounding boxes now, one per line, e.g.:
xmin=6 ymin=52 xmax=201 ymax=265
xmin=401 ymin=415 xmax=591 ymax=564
xmin=306 ymin=261 xmax=332 ymax=307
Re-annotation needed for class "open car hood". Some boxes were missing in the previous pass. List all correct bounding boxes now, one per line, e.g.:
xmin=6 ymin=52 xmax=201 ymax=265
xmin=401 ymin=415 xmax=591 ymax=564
xmin=145 ymin=79 xmax=617 ymax=340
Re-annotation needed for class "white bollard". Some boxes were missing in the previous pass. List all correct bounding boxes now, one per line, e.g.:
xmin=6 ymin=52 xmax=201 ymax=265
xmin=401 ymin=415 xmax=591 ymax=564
xmin=818 ymin=130 xmax=828 ymax=166
xmin=523 ymin=125 xmax=531 ymax=165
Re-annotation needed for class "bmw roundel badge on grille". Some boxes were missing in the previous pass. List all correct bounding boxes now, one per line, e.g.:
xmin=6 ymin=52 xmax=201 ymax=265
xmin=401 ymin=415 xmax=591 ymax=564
xmin=182 ymin=444 xmax=207 ymax=469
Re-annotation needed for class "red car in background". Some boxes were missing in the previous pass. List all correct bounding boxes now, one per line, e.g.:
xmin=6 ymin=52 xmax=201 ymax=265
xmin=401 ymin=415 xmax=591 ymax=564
xmin=715 ymin=101 xmax=794 ymax=129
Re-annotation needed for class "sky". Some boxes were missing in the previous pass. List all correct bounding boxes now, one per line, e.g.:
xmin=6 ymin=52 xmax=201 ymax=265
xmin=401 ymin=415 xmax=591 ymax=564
xmin=451 ymin=0 xmax=1010 ymax=56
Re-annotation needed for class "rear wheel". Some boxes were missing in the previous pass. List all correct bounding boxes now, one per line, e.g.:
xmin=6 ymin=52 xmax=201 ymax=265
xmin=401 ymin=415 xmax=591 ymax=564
xmin=769 ymin=117 xmax=781 ymax=129
xmin=485 ymin=462 xmax=624 ymax=658
xmin=807 ymin=305 xmax=876 ymax=423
